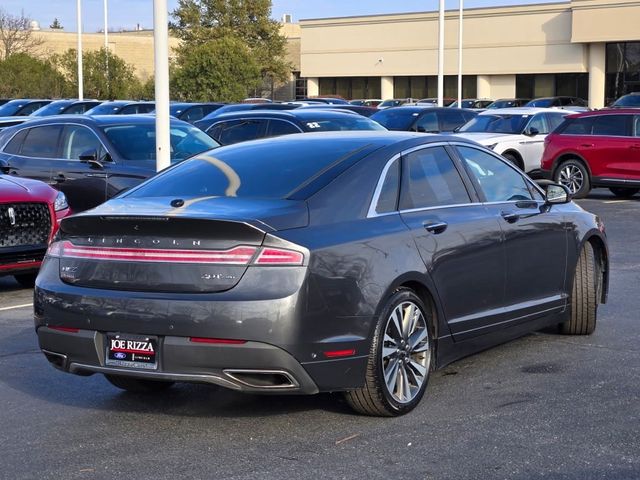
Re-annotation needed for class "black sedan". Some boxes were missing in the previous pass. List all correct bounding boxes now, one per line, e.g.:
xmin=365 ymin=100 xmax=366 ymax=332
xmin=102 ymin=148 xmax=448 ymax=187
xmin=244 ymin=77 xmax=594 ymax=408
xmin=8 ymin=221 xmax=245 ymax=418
xmin=202 ymin=109 xmax=385 ymax=145
xmin=34 ymin=132 xmax=608 ymax=416
xmin=0 ymin=115 xmax=218 ymax=211
xmin=193 ymin=103 xmax=301 ymax=131
xmin=371 ymin=106 xmax=477 ymax=133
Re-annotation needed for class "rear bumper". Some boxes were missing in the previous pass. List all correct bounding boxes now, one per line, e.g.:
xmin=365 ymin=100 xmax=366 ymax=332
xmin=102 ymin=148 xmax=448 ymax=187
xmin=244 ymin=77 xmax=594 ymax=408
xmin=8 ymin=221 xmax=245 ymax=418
xmin=38 ymin=326 xmax=336 ymax=394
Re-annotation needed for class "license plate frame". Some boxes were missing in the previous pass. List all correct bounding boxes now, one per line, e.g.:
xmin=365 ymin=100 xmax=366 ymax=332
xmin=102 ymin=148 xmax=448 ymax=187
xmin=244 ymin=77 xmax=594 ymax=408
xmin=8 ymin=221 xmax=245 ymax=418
xmin=105 ymin=333 xmax=158 ymax=370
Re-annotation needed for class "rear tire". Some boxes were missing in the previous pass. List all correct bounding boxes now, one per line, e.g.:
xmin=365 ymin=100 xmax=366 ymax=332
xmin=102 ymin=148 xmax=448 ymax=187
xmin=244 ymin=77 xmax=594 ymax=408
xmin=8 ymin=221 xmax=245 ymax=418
xmin=105 ymin=374 xmax=175 ymax=393
xmin=609 ymin=187 xmax=639 ymax=198
xmin=13 ymin=273 xmax=37 ymax=288
xmin=345 ymin=289 xmax=434 ymax=416
xmin=554 ymin=159 xmax=591 ymax=199
xmin=560 ymin=242 xmax=598 ymax=335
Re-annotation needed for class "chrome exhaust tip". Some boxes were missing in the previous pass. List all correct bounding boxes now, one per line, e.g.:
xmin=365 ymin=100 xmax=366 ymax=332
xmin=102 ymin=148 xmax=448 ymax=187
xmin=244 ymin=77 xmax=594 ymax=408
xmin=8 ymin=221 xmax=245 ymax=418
xmin=223 ymin=369 xmax=299 ymax=389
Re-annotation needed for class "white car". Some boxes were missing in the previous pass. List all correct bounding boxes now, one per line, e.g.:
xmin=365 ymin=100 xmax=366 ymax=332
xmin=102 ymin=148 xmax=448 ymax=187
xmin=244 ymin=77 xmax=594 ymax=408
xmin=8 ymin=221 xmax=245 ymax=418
xmin=452 ymin=107 xmax=568 ymax=172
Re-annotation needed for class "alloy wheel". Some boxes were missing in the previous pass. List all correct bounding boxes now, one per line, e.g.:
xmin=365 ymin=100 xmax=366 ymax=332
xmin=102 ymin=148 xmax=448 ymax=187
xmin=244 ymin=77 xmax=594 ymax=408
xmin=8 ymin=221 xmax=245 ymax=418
xmin=381 ymin=301 xmax=430 ymax=404
xmin=558 ymin=165 xmax=584 ymax=194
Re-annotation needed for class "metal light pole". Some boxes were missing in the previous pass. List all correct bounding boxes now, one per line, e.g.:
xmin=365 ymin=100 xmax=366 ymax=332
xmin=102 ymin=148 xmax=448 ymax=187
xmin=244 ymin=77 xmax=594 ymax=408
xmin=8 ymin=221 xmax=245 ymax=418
xmin=153 ymin=0 xmax=171 ymax=172
xmin=104 ymin=0 xmax=109 ymax=98
xmin=437 ymin=0 xmax=445 ymax=107
xmin=76 ymin=0 xmax=83 ymax=100
xmin=457 ymin=0 xmax=463 ymax=108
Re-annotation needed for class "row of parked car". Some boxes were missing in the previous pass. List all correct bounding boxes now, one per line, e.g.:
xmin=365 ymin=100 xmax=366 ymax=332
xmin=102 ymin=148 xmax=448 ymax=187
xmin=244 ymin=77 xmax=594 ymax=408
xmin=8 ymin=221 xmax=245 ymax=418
xmin=1 ymin=92 xmax=639 ymax=286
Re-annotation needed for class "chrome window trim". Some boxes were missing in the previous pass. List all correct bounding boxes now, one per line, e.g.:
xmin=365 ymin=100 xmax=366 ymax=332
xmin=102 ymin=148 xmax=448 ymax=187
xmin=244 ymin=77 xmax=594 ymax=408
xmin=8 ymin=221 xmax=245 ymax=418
xmin=367 ymin=141 xmax=468 ymax=219
xmin=1 ymin=122 xmax=112 ymax=162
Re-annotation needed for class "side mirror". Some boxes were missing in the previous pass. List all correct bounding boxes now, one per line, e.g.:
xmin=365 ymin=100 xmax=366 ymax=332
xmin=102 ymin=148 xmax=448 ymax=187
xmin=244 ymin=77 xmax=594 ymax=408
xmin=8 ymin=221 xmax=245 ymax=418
xmin=79 ymin=149 xmax=98 ymax=162
xmin=0 ymin=158 xmax=9 ymax=174
xmin=545 ymin=183 xmax=571 ymax=205
xmin=526 ymin=127 xmax=540 ymax=137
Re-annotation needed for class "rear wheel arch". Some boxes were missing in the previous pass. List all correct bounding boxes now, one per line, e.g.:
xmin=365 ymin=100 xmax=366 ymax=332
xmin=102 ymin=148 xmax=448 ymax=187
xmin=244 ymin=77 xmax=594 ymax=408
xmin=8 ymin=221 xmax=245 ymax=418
xmin=552 ymin=153 xmax=591 ymax=178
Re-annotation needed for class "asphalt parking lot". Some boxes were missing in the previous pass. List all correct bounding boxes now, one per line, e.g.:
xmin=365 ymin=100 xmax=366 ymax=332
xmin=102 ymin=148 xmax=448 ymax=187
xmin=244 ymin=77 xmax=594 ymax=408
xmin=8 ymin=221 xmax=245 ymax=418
xmin=1 ymin=191 xmax=639 ymax=480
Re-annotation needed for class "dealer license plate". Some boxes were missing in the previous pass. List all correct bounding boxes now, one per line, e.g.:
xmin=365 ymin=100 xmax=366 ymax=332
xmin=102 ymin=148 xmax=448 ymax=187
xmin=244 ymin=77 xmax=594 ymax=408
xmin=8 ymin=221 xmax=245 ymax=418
xmin=106 ymin=333 xmax=158 ymax=370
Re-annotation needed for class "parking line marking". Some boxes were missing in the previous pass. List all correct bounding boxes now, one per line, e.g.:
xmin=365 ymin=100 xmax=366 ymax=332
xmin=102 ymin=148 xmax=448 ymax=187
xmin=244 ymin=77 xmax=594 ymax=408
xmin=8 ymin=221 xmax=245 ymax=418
xmin=0 ymin=303 xmax=33 ymax=312
xmin=603 ymin=200 xmax=629 ymax=204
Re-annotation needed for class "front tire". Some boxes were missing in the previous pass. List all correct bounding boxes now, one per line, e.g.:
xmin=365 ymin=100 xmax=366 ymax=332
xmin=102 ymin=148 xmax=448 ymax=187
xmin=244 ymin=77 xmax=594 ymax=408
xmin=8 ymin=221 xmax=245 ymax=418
xmin=105 ymin=374 xmax=175 ymax=393
xmin=560 ymin=242 xmax=598 ymax=335
xmin=502 ymin=152 xmax=522 ymax=170
xmin=345 ymin=289 xmax=433 ymax=416
xmin=555 ymin=159 xmax=591 ymax=199
xmin=609 ymin=187 xmax=639 ymax=198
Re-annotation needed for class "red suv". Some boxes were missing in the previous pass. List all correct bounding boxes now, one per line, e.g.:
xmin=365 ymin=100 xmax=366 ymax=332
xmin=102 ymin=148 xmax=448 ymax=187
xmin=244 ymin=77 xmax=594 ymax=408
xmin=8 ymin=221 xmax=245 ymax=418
xmin=537 ymin=109 xmax=640 ymax=198
xmin=1 ymin=175 xmax=71 ymax=286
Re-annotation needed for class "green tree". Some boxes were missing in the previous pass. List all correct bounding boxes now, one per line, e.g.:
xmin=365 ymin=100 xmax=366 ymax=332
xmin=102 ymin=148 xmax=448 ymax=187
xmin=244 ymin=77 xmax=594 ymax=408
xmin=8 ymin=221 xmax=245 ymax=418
xmin=0 ymin=53 xmax=69 ymax=97
xmin=54 ymin=47 xmax=139 ymax=99
xmin=50 ymin=18 xmax=63 ymax=30
xmin=170 ymin=0 xmax=290 ymax=99
xmin=171 ymin=37 xmax=261 ymax=102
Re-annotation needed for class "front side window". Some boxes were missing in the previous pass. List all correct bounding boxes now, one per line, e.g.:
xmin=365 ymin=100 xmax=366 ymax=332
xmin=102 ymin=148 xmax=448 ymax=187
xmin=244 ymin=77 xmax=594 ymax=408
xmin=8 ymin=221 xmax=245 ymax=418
xmin=414 ymin=112 xmax=439 ymax=133
xmin=439 ymin=110 xmax=470 ymax=132
xmin=457 ymin=146 xmax=533 ymax=202
xmin=591 ymin=115 xmax=630 ymax=136
xmin=400 ymin=146 xmax=471 ymax=210
xmin=60 ymin=126 xmax=105 ymax=160
xmin=526 ymin=114 xmax=548 ymax=134
xmin=545 ymin=112 xmax=567 ymax=131
xmin=20 ymin=125 xmax=63 ymax=158
xmin=216 ymin=119 xmax=266 ymax=145
xmin=559 ymin=117 xmax=593 ymax=135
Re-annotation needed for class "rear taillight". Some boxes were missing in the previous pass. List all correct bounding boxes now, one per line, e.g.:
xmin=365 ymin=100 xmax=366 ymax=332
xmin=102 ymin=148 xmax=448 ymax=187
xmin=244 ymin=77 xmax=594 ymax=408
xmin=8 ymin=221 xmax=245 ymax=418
xmin=47 ymin=241 xmax=304 ymax=266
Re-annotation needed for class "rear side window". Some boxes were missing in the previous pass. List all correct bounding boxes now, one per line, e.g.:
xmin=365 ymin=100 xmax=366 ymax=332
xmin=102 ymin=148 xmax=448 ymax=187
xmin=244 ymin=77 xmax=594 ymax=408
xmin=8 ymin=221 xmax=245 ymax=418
xmin=591 ymin=115 xmax=630 ymax=136
xmin=634 ymin=116 xmax=640 ymax=137
xmin=266 ymin=120 xmax=301 ymax=137
xmin=19 ymin=125 xmax=63 ymax=158
xmin=375 ymin=158 xmax=400 ymax=214
xmin=559 ymin=117 xmax=593 ymax=135
xmin=215 ymin=119 xmax=267 ymax=145
xmin=3 ymin=129 xmax=28 ymax=154
xmin=182 ymin=106 xmax=205 ymax=123
xmin=400 ymin=146 xmax=470 ymax=210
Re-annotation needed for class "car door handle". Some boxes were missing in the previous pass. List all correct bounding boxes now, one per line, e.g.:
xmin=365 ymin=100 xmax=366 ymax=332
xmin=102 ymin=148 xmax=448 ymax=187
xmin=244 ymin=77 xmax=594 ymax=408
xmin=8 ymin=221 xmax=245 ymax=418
xmin=580 ymin=143 xmax=594 ymax=148
xmin=501 ymin=211 xmax=520 ymax=223
xmin=423 ymin=221 xmax=448 ymax=234
xmin=52 ymin=174 xmax=66 ymax=183
xmin=85 ymin=172 xmax=108 ymax=178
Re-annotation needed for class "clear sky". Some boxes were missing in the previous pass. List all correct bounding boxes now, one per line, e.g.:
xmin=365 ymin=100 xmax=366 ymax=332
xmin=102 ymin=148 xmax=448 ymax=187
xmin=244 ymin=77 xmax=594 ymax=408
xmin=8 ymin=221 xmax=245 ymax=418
xmin=2 ymin=0 xmax=560 ymax=33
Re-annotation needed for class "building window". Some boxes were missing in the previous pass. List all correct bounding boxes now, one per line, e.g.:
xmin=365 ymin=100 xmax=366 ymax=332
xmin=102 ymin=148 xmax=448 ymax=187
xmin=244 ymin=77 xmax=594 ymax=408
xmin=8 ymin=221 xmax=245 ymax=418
xmin=294 ymin=72 xmax=307 ymax=100
xmin=318 ymin=77 xmax=381 ymax=100
xmin=393 ymin=76 xmax=476 ymax=100
xmin=516 ymin=73 xmax=588 ymax=100
xmin=606 ymin=42 xmax=640 ymax=105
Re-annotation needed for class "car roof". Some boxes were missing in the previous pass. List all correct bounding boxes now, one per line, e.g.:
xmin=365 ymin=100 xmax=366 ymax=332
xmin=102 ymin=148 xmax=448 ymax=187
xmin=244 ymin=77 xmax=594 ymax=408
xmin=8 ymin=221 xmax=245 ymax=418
xmin=375 ymin=106 xmax=473 ymax=114
xmin=565 ymin=108 xmax=640 ymax=118
xmin=209 ymin=109 xmax=369 ymax=122
xmin=478 ymin=107 xmax=567 ymax=115
xmin=5 ymin=114 xmax=188 ymax=127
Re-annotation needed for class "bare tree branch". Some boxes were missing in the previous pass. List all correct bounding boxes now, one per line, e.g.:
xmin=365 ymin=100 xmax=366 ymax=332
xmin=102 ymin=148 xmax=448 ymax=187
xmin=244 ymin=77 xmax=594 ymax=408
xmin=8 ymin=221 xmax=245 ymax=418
xmin=0 ymin=8 xmax=45 ymax=60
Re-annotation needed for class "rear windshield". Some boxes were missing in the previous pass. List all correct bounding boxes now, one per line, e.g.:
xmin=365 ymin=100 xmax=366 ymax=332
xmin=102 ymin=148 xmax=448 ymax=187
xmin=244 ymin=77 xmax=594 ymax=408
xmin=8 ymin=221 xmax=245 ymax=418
xmin=126 ymin=137 xmax=376 ymax=199
xmin=31 ymin=101 xmax=73 ymax=117
xmin=0 ymin=101 xmax=26 ymax=116
xmin=525 ymin=99 xmax=553 ymax=108
xmin=458 ymin=114 xmax=529 ymax=134
xmin=102 ymin=124 xmax=219 ymax=161
xmin=300 ymin=116 xmax=385 ymax=132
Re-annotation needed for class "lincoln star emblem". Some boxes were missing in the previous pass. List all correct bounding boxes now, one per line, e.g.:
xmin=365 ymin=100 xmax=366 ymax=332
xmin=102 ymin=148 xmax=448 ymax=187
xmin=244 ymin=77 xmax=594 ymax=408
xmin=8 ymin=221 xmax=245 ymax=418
xmin=7 ymin=207 xmax=16 ymax=226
